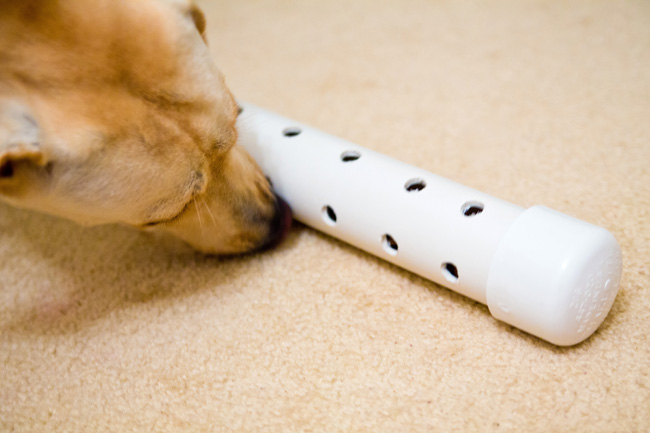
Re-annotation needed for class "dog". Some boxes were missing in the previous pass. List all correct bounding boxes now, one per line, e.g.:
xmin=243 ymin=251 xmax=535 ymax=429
xmin=0 ymin=0 xmax=292 ymax=255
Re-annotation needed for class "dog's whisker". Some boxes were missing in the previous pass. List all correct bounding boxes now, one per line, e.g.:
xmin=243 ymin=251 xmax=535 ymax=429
xmin=193 ymin=196 xmax=204 ymax=238
xmin=201 ymin=197 xmax=218 ymax=231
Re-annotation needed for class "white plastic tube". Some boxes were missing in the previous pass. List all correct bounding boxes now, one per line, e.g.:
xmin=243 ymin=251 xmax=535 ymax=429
xmin=236 ymin=103 xmax=622 ymax=346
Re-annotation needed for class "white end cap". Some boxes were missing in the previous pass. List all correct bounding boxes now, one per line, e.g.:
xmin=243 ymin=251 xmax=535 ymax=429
xmin=486 ymin=206 xmax=622 ymax=346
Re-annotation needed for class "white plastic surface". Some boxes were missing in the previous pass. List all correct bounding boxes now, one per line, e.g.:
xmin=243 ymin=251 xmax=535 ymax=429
xmin=486 ymin=206 xmax=622 ymax=345
xmin=236 ymin=102 xmax=623 ymax=346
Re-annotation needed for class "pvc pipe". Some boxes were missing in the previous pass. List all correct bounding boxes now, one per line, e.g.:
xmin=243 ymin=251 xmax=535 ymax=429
xmin=236 ymin=103 xmax=622 ymax=346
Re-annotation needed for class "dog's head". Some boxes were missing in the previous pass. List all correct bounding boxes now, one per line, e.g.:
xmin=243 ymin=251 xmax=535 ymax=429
xmin=0 ymin=0 xmax=291 ymax=254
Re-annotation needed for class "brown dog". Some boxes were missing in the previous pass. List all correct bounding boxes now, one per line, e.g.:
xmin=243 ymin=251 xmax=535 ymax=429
xmin=0 ymin=0 xmax=291 ymax=255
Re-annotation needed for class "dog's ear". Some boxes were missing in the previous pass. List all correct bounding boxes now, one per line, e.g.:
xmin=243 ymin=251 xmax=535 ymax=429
xmin=0 ymin=100 xmax=45 ymax=182
xmin=161 ymin=0 xmax=208 ymax=43
xmin=188 ymin=2 xmax=207 ymax=43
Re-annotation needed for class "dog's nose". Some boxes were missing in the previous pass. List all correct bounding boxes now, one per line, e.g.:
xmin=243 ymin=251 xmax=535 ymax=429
xmin=258 ymin=194 xmax=293 ymax=251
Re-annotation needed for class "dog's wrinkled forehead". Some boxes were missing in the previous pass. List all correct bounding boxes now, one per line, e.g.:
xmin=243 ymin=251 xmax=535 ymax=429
xmin=2 ymin=0 xmax=237 ymax=156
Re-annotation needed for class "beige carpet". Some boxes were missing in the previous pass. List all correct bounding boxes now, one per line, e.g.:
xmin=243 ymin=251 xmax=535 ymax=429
xmin=2 ymin=0 xmax=649 ymax=431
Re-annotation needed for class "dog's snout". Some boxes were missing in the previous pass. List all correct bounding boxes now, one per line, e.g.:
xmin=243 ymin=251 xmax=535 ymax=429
xmin=258 ymin=195 xmax=292 ymax=251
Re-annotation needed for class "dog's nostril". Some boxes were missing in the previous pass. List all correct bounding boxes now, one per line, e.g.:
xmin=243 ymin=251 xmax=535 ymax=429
xmin=259 ymin=195 xmax=293 ymax=251
xmin=0 ymin=161 xmax=14 ymax=178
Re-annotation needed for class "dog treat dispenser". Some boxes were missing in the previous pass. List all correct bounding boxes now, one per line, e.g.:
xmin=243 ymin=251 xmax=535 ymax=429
xmin=236 ymin=103 xmax=622 ymax=346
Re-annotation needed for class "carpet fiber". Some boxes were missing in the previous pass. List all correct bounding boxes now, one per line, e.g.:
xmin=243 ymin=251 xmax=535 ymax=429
xmin=2 ymin=0 xmax=649 ymax=431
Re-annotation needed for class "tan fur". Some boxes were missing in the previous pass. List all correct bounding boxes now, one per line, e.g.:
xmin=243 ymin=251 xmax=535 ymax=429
xmin=0 ymin=0 xmax=282 ymax=254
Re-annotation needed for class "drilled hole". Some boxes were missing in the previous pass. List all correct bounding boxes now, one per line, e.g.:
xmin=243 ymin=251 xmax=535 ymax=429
xmin=341 ymin=151 xmax=361 ymax=162
xmin=283 ymin=127 xmax=302 ymax=137
xmin=462 ymin=201 xmax=484 ymax=217
xmin=441 ymin=262 xmax=459 ymax=283
xmin=405 ymin=178 xmax=427 ymax=192
xmin=322 ymin=205 xmax=337 ymax=226
xmin=381 ymin=234 xmax=398 ymax=256
xmin=237 ymin=106 xmax=243 ymax=115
